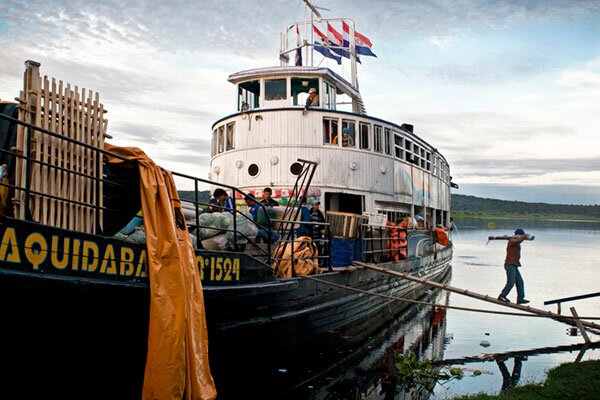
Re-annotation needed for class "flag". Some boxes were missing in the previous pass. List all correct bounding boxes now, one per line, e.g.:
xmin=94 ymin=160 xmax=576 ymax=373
xmin=327 ymin=23 xmax=352 ymax=59
xmin=342 ymin=21 xmax=377 ymax=57
xmin=295 ymin=24 xmax=302 ymax=66
xmin=312 ymin=25 xmax=342 ymax=64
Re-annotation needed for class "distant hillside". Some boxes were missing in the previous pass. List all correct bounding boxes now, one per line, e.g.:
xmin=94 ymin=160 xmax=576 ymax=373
xmin=178 ymin=190 xmax=211 ymax=204
xmin=452 ymin=194 xmax=600 ymax=220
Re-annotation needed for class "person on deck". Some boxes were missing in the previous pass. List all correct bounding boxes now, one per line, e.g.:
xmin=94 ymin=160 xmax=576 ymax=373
xmin=309 ymin=201 xmax=325 ymax=240
xmin=260 ymin=187 xmax=279 ymax=207
xmin=498 ymin=228 xmax=532 ymax=304
xmin=295 ymin=196 xmax=312 ymax=238
xmin=246 ymin=195 xmax=279 ymax=243
xmin=303 ymin=87 xmax=319 ymax=111
xmin=213 ymin=188 xmax=235 ymax=215
xmin=333 ymin=127 xmax=355 ymax=147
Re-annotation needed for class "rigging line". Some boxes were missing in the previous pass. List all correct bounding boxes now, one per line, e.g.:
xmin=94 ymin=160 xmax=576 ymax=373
xmin=300 ymin=274 xmax=600 ymax=321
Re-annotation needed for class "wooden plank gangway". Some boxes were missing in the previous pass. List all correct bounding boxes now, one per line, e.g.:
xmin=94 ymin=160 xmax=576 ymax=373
xmin=354 ymin=261 xmax=600 ymax=331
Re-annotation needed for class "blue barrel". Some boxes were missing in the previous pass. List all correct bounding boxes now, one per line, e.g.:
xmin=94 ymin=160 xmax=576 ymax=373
xmin=331 ymin=238 xmax=355 ymax=267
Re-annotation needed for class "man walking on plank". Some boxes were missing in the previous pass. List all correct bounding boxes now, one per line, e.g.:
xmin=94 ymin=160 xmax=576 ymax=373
xmin=498 ymin=228 xmax=534 ymax=304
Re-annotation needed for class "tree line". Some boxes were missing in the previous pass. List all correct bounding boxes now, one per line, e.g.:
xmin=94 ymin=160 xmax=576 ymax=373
xmin=451 ymin=194 xmax=600 ymax=219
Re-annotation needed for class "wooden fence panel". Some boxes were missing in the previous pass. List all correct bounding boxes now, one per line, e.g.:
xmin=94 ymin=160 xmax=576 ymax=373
xmin=13 ymin=61 xmax=107 ymax=234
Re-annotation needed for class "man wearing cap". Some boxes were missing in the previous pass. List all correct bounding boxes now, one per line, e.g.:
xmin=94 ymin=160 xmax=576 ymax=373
xmin=498 ymin=228 xmax=532 ymax=304
xmin=304 ymin=88 xmax=319 ymax=111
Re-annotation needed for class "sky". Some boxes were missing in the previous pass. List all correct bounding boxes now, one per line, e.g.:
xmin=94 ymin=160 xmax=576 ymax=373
xmin=1 ymin=0 xmax=599 ymax=204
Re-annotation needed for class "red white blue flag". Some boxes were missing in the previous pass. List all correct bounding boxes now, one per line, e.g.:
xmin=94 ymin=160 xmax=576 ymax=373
xmin=342 ymin=21 xmax=377 ymax=57
xmin=327 ymin=23 xmax=352 ymax=60
xmin=312 ymin=25 xmax=342 ymax=64
xmin=295 ymin=24 xmax=302 ymax=66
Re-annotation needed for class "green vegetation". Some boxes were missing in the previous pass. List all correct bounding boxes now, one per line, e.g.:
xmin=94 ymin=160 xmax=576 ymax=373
xmin=452 ymin=360 xmax=600 ymax=400
xmin=452 ymin=194 xmax=600 ymax=221
xmin=178 ymin=190 xmax=211 ymax=204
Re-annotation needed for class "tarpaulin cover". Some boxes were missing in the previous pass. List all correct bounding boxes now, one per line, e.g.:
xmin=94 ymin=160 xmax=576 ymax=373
xmin=272 ymin=236 xmax=321 ymax=278
xmin=105 ymin=143 xmax=216 ymax=400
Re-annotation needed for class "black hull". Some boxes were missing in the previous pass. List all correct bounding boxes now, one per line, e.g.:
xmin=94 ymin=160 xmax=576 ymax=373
xmin=0 ymin=217 xmax=452 ymax=397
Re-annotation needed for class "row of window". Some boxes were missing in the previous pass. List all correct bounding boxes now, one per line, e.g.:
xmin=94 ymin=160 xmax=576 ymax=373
xmin=212 ymin=122 xmax=235 ymax=157
xmin=323 ymin=117 xmax=449 ymax=180
xmin=238 ymin=77 xmax=336 ymax=111
xmin=211 ymin=117 xmax=450 ymax=182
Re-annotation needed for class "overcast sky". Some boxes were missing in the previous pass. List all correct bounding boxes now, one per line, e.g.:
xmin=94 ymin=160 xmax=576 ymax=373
xmin=1 ymin=0 xmax=599 ymax=204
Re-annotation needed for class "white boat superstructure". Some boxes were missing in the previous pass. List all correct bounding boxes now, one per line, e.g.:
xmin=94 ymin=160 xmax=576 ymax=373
xmin=210 ymin=13 xmax=452 ymax=228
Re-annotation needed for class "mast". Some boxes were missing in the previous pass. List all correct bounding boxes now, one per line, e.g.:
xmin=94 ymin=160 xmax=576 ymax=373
xmin=303 ymin=0 xmax=322 ymax=66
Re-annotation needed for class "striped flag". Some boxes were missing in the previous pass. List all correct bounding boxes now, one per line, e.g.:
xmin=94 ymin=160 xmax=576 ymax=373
xmin=342 ymin=21 xmax=377 ymax=57
xmin=295 ymin=24 xmax=302 ymax=66
xmin=312 ymin=25 xmax=342 ymax=64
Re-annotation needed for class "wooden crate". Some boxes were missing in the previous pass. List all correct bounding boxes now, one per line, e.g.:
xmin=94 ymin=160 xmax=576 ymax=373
xmin=326 ymin=211 xmax=366 ymax=238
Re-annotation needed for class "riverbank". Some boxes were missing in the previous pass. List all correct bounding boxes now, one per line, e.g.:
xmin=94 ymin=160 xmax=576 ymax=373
xmin=452 ymin=360 xmax=600 ymax=399
xmin=451 ymin=211 xmax=600 ymax=222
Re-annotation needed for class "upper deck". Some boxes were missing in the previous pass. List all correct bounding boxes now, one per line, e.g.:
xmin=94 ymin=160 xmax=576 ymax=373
xmin=209 ymin=65 xmax=452 ymax=219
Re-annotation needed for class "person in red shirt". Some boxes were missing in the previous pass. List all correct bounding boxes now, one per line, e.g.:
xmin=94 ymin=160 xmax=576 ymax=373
xmin=498 ymin=228 xmax=532 ymax=304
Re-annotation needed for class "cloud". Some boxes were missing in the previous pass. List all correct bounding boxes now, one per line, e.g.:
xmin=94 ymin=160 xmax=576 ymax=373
xmin=428 ymin=35 xmax=457 ymax=49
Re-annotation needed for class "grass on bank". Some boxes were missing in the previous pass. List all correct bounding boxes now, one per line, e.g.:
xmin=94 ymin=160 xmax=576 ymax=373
xmin=452 ymin=360 xmax=600 ymax=400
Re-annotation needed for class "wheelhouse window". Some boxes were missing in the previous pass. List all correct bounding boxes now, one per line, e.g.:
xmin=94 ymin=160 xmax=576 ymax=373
xmin=374 ymin=125 xmax=382 ymax=153
xmin=226 ymin=122 xmax=235 ymax=151
xmin=359 ymin=123 xmax=370 ymax=150
xmin=323 ymin=117 xmax=338 ymax=145
xmin=405 ymin=139 xmax=413 ymax=163
xmin=394 ymin=132 xmax=403 ymax=159
xmin=264 ymin=78 xmax=287 ymax=101
xmin=339 ymin=120 xmax=356 ymax=147
xmin=238 ymin=80 xmax=260 ymax=110
xmin=291 ymin=78 xmax=319 ymax=106
xmin=384 ymin=128 xmax=391 ymax=155
xmin=217 ymin=126 xmax=224 ymax=154
xmin=324 ymin=81 xmax=336 ymax=110
xmin=211 ymin=129 xmax=217 ymax=157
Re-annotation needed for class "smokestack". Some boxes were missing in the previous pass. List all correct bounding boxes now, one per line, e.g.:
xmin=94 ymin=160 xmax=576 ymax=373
xmin=400 ymin=123 xmax=413 ymax=133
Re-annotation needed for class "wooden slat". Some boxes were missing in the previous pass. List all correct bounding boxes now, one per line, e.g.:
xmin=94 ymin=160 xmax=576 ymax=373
xmin=66 ymin=84 xmax=76 ymax=230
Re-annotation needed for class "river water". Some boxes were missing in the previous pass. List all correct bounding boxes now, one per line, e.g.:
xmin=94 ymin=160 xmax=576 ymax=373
xmin=432 ymin=217 xmax=600 ymax=399
xmin=212 ymin=218 xmax=600 ymax=399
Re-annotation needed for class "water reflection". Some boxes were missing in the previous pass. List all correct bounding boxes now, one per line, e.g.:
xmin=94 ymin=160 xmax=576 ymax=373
xmin=497 ymin=355 xmax=523 ymax=393
xmin=211 ymin=288 xmax=451 ymax=399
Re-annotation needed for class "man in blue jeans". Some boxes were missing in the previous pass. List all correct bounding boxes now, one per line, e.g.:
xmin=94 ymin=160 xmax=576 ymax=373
xmin=498 ymin=228 xmax=533 ymax=304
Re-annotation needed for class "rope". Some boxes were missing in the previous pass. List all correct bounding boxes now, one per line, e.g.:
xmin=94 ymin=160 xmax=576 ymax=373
xmin=300 ymin=274 xmax=600 ymax=321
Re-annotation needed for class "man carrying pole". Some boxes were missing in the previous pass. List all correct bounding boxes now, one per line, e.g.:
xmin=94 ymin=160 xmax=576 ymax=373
xmin=493 ymin=228 xmax=535 ymax=304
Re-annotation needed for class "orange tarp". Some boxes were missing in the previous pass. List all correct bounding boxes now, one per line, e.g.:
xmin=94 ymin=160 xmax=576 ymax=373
xmin=272 ymin=236 xmax=320 ymax=278
xmin=105 ymin=143 xmax=216 ymax=400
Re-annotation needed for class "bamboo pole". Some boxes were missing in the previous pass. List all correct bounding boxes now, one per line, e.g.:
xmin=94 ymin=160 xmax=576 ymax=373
xmin=354 ymin=261 xmax=600 ymax=331
xmin=570 ymin=307 xmax=591 ymax=344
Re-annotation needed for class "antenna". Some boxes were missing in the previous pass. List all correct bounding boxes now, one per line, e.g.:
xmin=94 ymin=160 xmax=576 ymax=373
xmin=303 ymin=0 xmax=322 ymax=22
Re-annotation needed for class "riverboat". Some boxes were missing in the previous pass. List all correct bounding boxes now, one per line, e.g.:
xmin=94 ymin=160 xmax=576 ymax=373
xmin=0 ymin=7 xmax=454 ymax=398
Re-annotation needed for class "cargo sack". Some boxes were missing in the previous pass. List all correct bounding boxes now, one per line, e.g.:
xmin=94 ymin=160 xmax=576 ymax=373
xmin=199 ymin=212 xmax=233 ymax=239
xmin=226 ymin=211 xmax=258 ymax=246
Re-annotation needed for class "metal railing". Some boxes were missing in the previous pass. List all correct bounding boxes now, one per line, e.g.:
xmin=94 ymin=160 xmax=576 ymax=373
xmin=170 ymin=171 xmax=276 ymax=262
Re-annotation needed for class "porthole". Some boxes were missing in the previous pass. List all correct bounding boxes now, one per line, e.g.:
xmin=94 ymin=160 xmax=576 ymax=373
xmin=290 ymin=162 xmax=303 ymax=176
xmin=248 ymin=163 xmax=260 ymax=177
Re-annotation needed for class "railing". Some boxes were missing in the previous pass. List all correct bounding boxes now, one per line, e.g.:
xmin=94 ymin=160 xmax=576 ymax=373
xmin=0 ymin=112 xmax=134 ymax=235
xmin=171 ymin=171 xmax=276 ymax=262
xmin=0 ymin=111 xmax=279 ymax=266
xmin=544 ymin=292 xmax=600 ymax=315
